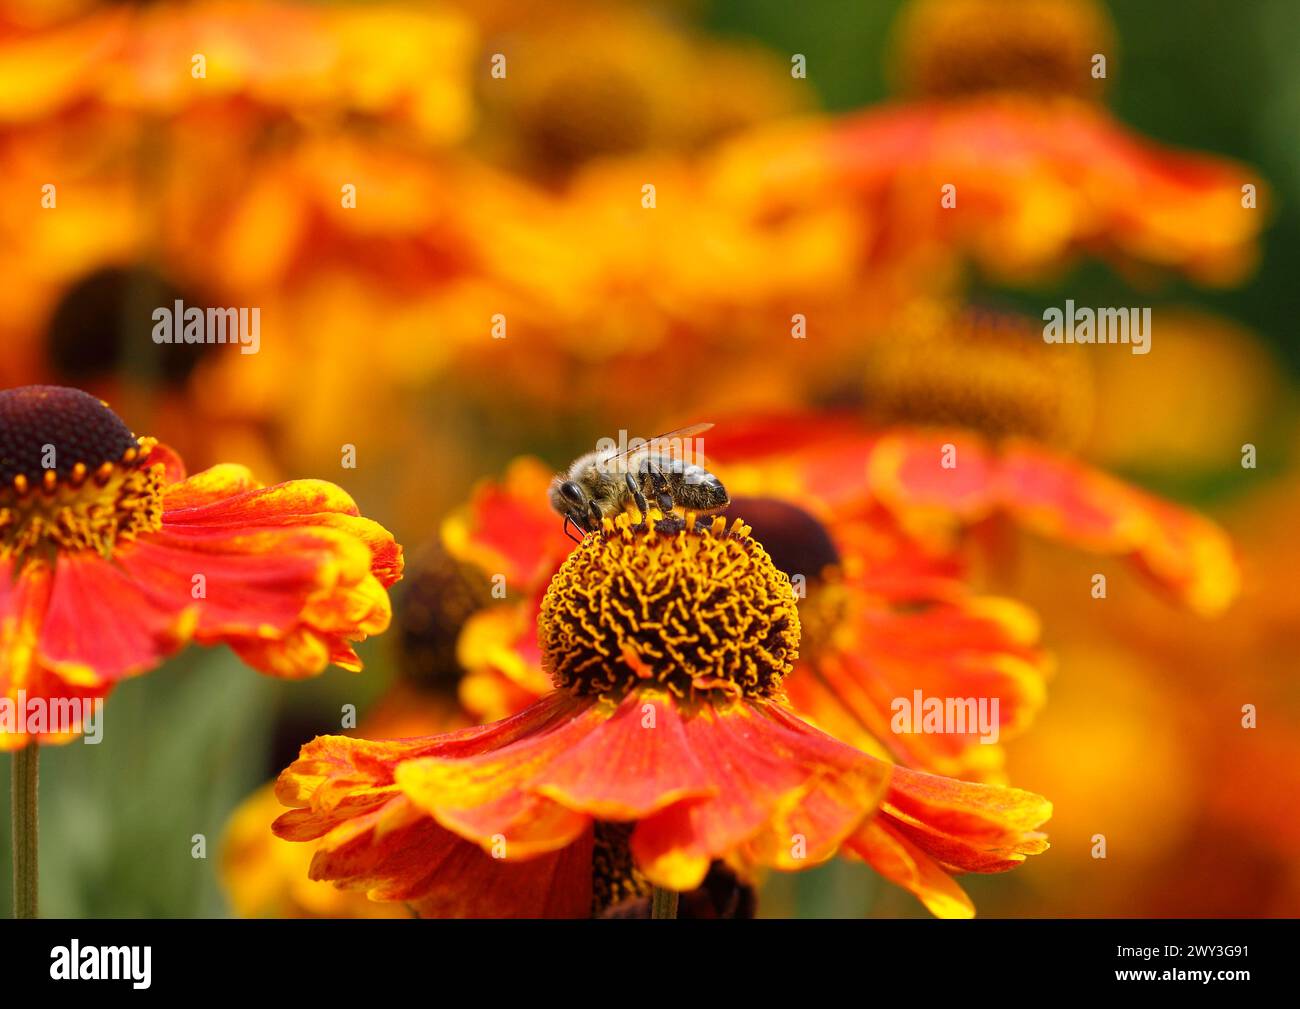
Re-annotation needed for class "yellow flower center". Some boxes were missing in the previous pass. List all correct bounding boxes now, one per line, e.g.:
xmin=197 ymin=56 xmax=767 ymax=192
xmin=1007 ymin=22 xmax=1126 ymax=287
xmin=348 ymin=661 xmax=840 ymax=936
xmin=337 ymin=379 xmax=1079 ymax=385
xmin=0 ymin=386 xmax=165 ymax=564
xmin=863 ymin=306 xmax=1094 ymax=448
xmin=538 ymin=510 xmax=800 ymax=701
xmin=891 ymin=0 xmax=1114 ymax=100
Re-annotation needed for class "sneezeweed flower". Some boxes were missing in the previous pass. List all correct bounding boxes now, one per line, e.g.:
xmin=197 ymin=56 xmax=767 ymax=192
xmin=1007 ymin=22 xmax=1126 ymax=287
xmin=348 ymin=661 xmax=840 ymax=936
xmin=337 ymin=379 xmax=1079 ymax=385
xmin=888 ymin=0 xmax=1116 ymax=100
xmin=221 ymin=660 xmax=469 ymax=919
xmin=704 ymin=414 xmax=1240 ymax=617
xmin=0 ymin=385 xmax=402 ymax=751
xmin=440 ymin=458 xmax=575 ymax=721
xmin=713 ymin=0 xmax=1265 ymax=291
xmin=276 ymin=507 xmax=1051 ymax=918
xmin=861 ymin=302 xmax=1095 ymax=451
xmin=474 ymin=6 xmax=807 ymax=178
xmin=0 ymin=1 xmax=477 ymax=143
xmin=222 ymin=782 xmax=414 ymax=919
xmin=441 ymin=456 xmax=1048 ymax=784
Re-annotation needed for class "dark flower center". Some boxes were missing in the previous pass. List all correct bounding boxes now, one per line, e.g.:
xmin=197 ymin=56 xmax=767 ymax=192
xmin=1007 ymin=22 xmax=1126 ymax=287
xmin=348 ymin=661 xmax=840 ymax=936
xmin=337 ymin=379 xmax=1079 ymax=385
xmin=0 ymin=386 xmax=163 ymax=562
xmin=0 ymin=386 xmax=141 ymax=485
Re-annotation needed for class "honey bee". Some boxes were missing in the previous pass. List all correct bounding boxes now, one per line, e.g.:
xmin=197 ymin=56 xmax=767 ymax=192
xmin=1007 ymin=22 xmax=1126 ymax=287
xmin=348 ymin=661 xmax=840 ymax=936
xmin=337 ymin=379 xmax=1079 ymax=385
xmin=549 ymin=423 xmax=730 ymax=541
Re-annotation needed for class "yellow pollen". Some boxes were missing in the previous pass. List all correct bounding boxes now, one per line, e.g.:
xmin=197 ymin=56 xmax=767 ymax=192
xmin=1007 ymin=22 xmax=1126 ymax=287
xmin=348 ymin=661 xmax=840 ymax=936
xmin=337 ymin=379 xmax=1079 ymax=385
xmin=538 ymin=508 xmax=801 ymax=702
xmin=0 ymin=438 xmax=165 ymax=565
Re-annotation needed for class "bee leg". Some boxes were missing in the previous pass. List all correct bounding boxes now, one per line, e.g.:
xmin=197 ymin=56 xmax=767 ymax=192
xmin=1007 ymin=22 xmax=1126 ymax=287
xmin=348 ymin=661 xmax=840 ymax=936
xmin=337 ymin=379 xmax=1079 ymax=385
xmin=624 ymin=472 xmax=648 ymax=519
xmin=587 ymin=500 xmax=604 ymax=530
xmin=562 ymin=513 xmax=585 ymax=543
xmin=638 ymin=456 xmax=674 ymax=511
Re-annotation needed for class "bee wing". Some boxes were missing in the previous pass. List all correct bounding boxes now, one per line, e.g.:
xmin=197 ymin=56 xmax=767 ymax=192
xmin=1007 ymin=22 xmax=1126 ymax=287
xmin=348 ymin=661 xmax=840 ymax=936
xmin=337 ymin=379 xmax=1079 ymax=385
xmin=604 ymin=423 xmax=715 ymax=463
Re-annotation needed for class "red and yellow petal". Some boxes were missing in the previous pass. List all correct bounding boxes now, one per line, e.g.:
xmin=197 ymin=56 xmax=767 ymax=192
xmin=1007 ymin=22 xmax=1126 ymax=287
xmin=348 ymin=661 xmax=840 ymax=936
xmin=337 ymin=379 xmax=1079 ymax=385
xmin=852 ymin=819 xmax=976 ymax=919
xmin=631 ymin=698 xmax=889 ymax=890
xmin=97 ymin=467 xmax=407 ymax=680
xmin=306 ymin=794 xmax=591 ymax=918
xmin=442 ymin=458 xmax=572 ymax=590
xmin=863 ymin=430 xmax=1239 ymax=613
xmin=0 ymin=558 xmax=111 ymax=750
xmin=999 ymin=441 xmax=1239 ymax=615
xmin=275 ymin=692 xmax=591 ymax=835
xmin=792 ymin=593 xmax=1048 ymax=782
xmin=220 ymin=782 xmax=410 ymax=919
xmin=393 ymin=695 xmax=606 ymax=857
xmin=825 ymin=97 xmax=1262 ymax=283
xmin=880 ymin=764 xmax=1052 ymax=866
xmin=35 ymin=551 xmax=197 ymax=688
xmin=278 ymin=689 xmax=891 ymax=904
xmin=848 ymin=763 xmax=1051 ymax=917
xmin=527 ymin=691 xmax=720 ymax=819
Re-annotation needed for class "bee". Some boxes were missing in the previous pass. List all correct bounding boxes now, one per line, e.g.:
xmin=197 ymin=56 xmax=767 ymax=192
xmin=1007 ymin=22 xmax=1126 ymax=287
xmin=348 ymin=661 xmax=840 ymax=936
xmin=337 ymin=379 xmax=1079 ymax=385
xmin=549 ymin=423 xmax=730 ymax=541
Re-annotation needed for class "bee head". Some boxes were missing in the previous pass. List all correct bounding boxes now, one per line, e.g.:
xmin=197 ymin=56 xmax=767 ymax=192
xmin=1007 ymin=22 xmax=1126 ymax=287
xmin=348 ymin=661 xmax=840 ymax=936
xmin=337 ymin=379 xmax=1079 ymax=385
xmin=549 ymin=475 xmax=587 ymax=515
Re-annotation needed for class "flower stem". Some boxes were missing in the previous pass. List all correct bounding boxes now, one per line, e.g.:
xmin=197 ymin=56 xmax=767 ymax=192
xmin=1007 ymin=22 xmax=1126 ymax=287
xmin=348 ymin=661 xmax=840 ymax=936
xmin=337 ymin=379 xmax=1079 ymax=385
xmin=650 ymin=885 xmax=678 ymax=919
xmin=11 ymin=742 xmax=38 ymax=919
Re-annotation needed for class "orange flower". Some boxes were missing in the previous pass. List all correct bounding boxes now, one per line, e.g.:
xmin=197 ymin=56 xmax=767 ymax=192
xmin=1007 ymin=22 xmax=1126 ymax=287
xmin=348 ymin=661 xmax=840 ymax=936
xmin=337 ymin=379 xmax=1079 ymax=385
xmin=712 ymin=0 xmax=1263 ymax=291
xmin=0 ymin=1 xmax=476 ymax=143
xmin=442 ymin=455 xmax=1046 ymax=784
xmin=0 ymin=385 xmax=402 ymax=749
xmin=275 ymin=507 xmax=1050 ymax=917
xmin=705 ymin=414 xmax=1240 ymax=616
xmin=440 ymin=458 xmax=574 ymax=720
xmin=471 ymin=5 xmax=807 ymax=177
xmin=440 ymin=405 xmax=1238 ymax=794
xmin=220 ymin=682 xmax=466 ymax=919
xmin=832 ymin=95 xmax=1262 ymax=284
xmin=734 ymin=496 xmax=1048 ymax=785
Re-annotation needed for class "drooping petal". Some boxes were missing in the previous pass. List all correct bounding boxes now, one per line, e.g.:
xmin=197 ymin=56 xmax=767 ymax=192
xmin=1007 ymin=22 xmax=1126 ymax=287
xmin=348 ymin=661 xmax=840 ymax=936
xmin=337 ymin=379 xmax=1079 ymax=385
xmin=393 ymin=695 xmax=605 ymax=857
xmin=999 ymin=441 xmax=1239 ymax=615
xmin=847 ymin=764 xmax=1050 ymax=917
xmin=879 ymin=764 xmax=1052 ymax=870
xmin=274 ymin=692 xmax=584 ymax=832
xmin=852 ymin=820 xmax=975 ymax=919
xmin=306 ymin=793 xmax=591 ymax=918
xmin=712 ymin=418 xmax=1240 ymax=614
xmin=864 ymin=430 xmax=1239 ymax=613
xmin=793 ymin=593 xmax=1048 ymax=781
xmin=88 ymin=469 xmax=407 ymax=680
xmin=631 ymin=698 xmax=888 ymax=890
xmin=529 ymin=690 xmax=719 ymax=818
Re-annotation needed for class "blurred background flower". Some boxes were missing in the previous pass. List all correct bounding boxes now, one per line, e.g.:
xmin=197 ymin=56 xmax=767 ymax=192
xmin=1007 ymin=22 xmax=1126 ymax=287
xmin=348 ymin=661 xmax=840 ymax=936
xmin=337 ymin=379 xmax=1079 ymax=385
xmin=1 ymin=0 xmax=1295 ymax=917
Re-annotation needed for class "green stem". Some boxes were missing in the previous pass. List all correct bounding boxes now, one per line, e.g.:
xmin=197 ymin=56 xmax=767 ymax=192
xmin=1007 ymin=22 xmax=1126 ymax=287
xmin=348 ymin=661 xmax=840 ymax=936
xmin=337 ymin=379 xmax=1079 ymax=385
xmin=11 ymin=742 xmax=38 ymax=919
xmin=650 ymin=885 xmax=678 ymax=920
